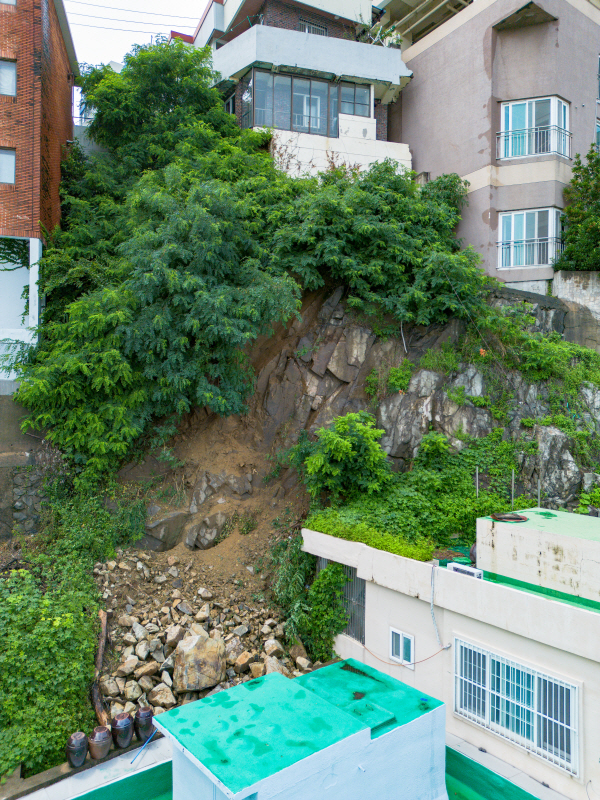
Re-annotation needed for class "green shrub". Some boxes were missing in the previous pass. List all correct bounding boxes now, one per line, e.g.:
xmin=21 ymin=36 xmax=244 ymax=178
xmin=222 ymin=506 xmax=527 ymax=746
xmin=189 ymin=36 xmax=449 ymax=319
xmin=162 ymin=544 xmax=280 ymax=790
xmin=0 ymin=485 xmax=144 ymax=778
xmin=288 ymin=412 xmax=391 ymax=500
xmin=576 ymin=486 xmax=600 ymax=514
xmin=306 ymin=512 xmax=434 ymax=561
xmin=419 ymin=342 xmax=460 ymax=374
xmin=301 ymin=564 xmax=348 ymax=663
xmin=388 ymin=359 xmax=413 ymax=393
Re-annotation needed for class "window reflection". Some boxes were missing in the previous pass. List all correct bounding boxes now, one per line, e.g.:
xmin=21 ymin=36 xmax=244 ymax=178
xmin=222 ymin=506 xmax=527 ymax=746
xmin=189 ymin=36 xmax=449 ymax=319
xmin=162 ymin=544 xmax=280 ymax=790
xmin=240 ymin=69 xmax=369 ymax=137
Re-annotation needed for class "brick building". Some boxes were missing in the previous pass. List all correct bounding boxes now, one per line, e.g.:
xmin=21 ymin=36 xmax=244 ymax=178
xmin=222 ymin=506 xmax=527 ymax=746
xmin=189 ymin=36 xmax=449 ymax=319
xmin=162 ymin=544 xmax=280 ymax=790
xmin=171 ymin=0 xmax=413 ymax=175
xmin=0 ymin=0 xmax=77 ymax=393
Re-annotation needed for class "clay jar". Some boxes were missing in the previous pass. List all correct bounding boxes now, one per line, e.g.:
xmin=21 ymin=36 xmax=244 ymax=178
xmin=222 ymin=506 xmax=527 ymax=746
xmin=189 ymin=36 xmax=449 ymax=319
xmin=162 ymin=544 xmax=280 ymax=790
xmin=65 ymin=732 xmax=88 ymax=768
xmin=134 ymin=708 xmax=154 ymax=743
xmin=111 ymin=712 xmax=134 ymax=748
xmin=88 ymin=726 xmax=112 ymax=760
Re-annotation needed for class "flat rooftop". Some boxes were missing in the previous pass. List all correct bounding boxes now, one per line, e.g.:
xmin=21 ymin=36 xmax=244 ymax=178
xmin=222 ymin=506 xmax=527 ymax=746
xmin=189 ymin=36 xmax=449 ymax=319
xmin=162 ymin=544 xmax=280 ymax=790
xmin=154 ymin=659 xmax=442 ymax=794
xmin=485 ymin=507 xmax=600 ymax=543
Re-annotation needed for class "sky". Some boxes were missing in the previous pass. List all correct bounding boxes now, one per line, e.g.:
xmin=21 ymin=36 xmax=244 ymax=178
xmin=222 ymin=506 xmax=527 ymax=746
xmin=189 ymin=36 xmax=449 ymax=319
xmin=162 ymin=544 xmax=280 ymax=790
xmin=66 ymin=0 xmax=205 ymax=71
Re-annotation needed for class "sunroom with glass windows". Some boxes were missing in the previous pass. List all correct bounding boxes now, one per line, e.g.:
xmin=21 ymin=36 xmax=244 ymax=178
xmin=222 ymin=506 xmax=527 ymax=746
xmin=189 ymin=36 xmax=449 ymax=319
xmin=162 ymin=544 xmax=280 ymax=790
xmin=238 ymin=68 xmax=372 ymax=138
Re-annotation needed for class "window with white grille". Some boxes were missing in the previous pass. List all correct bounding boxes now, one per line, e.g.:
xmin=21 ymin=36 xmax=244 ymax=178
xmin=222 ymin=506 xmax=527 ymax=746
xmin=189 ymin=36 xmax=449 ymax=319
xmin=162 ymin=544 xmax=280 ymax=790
xmin=455 ymin=639 xmax=578 ymax=775
xmin=299 ymin=19 xmax=327 ymax=36
xmin=390 ymin=628 xmax=414 ymax=670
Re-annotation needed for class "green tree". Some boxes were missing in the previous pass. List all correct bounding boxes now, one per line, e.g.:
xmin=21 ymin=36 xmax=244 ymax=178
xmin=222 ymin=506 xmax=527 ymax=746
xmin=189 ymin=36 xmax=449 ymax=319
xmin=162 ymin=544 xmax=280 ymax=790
xmin=554 ymin=145 xmax=600 ymax=272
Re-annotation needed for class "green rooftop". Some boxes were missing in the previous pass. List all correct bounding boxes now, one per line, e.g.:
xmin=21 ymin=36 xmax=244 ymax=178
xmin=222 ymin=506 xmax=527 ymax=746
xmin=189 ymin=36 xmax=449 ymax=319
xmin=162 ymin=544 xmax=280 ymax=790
xmin=295 ymin=658 xmax=443 ymax=738
xmin=154 ymin=659 xmax=442 ymax=793
xmin=488 ymin=507 xmax=600 ymax=543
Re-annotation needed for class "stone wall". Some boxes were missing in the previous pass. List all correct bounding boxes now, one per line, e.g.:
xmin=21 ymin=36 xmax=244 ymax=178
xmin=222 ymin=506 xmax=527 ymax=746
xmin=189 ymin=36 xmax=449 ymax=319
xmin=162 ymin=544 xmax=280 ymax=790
xmin=553 ymin=271 xmax=600 ymax=324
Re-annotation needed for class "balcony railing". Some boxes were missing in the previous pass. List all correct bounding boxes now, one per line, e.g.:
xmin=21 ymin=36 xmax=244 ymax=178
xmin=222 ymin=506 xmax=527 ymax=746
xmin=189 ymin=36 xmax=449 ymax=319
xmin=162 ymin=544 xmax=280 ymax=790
xmin=496 ymin=126 xmax=571 ymax=160
xmin=497 ymin=237 xmax=564 ymax=268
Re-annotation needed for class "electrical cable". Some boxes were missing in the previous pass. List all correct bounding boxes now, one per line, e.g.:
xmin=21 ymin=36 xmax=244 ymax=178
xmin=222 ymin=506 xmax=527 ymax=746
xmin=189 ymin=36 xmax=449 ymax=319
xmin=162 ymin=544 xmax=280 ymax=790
xmin=68 ymin=11 xmax=194 ymax=26
xmin=430 ymin=565 xmax=452 ymax=651
xmin=362 ymin=643 xmax=448 ymax=668
xmin=64 ymin=0 xmax=199 ymax=19
xmin=69 ymin=22 xmax=173 ymax=31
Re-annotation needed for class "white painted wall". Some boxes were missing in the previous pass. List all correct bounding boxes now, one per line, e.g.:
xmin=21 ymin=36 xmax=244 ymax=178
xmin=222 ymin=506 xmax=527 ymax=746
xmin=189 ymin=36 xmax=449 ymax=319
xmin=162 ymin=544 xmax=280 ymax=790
xmin=301 ymin=529 xmax=600 ymax=800
xmin=269 ymin=128 xmax=411 ymax=177
xmin=194 ymin=1 xmax=225 ymax=48
xmin=477 ymin=515 xmax=600 ymax=602
xmin=0 ymin=238 xmax=40 ymax=389
xmin=160 ymin=706 xmax=448 ymax=800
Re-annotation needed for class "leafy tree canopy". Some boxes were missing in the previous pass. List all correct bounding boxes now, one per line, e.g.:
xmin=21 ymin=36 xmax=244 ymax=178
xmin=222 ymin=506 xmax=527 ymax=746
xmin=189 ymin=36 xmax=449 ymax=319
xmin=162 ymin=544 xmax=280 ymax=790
xmin=5 ymin=40 xmax=489 ymax=483
xmin=554 ymin=145 xmax=600 ymax=272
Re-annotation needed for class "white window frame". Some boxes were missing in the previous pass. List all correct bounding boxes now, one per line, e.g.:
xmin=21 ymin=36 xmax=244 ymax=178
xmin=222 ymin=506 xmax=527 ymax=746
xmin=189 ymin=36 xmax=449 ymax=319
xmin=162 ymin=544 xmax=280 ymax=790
xmin=0 ymin=60 xmax=16 ymax=97
xmin=0 ymin=148 xmax=16 ymax=184
xmin=299 ymin=19 xmax=327 ymax=36
xmin=498 ymin=96 xmax=570 ymax=159
xmin=390 ymin=627 xmax=414 ymax=670
xmin=498 ymin=207 xmax=562 ymax=269
xmin=454 ymin=639 xmax=578 ymax=776
xmin=0 ymin=0 xmax=17 ymax=5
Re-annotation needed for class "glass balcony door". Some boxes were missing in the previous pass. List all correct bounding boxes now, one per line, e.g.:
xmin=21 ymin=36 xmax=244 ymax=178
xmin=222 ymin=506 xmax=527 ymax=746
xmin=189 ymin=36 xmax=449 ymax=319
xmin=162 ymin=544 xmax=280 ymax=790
xmin=499 ymin=208 xmax=562 ymax=268
xmin=499 ymin=97 xmax=570 ymax=159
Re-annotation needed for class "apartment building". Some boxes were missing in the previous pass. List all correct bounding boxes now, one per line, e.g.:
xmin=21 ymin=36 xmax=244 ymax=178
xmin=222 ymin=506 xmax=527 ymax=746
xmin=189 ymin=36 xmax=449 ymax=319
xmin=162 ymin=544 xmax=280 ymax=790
xmin=302 ymin=509 xmax=600 ymax=800
xmin=0 ymin=0 xmax=77 ymax=393
xmin=382 ymin=0 xmax=600 ymax=292
xmin=171 ymin=0 xmax=413 ymax=175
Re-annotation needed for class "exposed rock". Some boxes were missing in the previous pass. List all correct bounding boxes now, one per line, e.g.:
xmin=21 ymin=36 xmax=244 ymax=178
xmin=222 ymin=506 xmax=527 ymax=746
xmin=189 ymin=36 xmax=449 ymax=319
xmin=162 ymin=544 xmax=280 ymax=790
xmin=141 ymin=511 xmax=189 ymax=552
xmin=124 ymin=680 xmax=142 ymax=701
xmin=131 ymin=621 xmax=148 ymax=642
xmin=296 ymin=656 xmax=313 ymax=671
xmin=99 ymin=676 xmax=119 ymax=697
xmin=176 ymin=600 xmax=194 ymax=616
xmin=135 ymin=640 xmax=150 ymax=661
xmin=184 ymin=510 xmax=228 ymax=550
xmin=148 ymin=683 xmax=177 ymax=709
xmin=134 ymin=661 xmax=160 ymax=680
xmin=250 ymin=661 xmax=266 ymax=679
xmin=288 ymin=640 xmax=308 ymax=663
xmin=116 ymin=656 xmax=139 ymax=677
xmin=173 ymin=635 xmax=226 ymax=692
xmin=265 ymin=656 xmax=291 ymax=678
xmin=264 ymin=639 xmax=285 ymax=658
xmin=197 ymin=588 xmax=213 ymax=600
xmin=520 ymin=426 xmax=582 ymax=505
xmin=234 ymin=651 xmax=257 ymax=673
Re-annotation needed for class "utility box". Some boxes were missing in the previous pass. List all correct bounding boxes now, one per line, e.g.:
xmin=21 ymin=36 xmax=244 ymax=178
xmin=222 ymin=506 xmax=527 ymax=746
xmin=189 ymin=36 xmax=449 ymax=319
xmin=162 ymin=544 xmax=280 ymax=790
xmin=476 ymin=507 xmax=600 ymax=602
xmin=154 ymin=659 xmax=448 ymax=800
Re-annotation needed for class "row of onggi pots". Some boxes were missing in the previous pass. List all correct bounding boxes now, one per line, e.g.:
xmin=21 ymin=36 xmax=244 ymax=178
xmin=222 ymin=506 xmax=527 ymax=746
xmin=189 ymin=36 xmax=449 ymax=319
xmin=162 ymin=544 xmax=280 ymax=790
xmin=66 ymin=708 xmax=154 ymax=768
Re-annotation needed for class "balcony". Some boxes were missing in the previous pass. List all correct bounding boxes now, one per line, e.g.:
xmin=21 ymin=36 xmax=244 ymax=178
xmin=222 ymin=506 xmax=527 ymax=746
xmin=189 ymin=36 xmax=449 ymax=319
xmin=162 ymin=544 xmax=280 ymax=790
xmin=212 ymin=24 xmax=412 ymax=103
xmin=496 ymin=126 xmax=571 ymax=160
xmin=497 ymin=237 xmax=564 ymax=269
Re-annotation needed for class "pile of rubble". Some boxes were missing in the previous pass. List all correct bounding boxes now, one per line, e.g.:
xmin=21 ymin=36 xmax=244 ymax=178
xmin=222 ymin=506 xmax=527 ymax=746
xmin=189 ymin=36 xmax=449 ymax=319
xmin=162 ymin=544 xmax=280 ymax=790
xmin=96 ymin=552 xmax=314 ymax=719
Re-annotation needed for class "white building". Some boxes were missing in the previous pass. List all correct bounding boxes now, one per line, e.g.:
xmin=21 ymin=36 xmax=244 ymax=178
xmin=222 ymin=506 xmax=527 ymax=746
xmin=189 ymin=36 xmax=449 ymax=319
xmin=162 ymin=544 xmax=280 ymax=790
xmin=171 ymin=0 xmax=413 ymax=176
xmin=302 ymin=508 xmax=600 ymax=800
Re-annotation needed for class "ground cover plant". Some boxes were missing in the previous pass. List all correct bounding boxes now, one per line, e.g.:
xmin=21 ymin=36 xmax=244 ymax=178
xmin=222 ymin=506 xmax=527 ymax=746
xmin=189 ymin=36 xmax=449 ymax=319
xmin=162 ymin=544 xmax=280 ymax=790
xmin=0 ymin=481 xmax=144 ymax=778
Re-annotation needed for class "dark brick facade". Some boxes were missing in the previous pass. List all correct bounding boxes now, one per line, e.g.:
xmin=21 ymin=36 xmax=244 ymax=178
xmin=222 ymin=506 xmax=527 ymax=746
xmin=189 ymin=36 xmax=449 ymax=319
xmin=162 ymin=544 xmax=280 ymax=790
xmin=374 ymin=101 xmax=388 ymax=141
xmin=257 ymin=0 xmax=352 ymax=40
xmin=0 ymin=0 xmax=74 ymax=241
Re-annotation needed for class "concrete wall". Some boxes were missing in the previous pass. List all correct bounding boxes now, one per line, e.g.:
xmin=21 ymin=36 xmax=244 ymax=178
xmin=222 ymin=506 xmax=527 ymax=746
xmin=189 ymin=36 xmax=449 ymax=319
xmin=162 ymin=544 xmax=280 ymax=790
xmin=270 ymin=127 xmax=411 ymax=176
xmin=553 ymin=271 xmax=600 ymax=324
xmin=211 ymin=25 xmax=412 ymax=92
xmin=301 ymin=529 xmax=600 ymax=800
xmin=221 ymin=0 xmax=372 ymax=31
xmin=394 ymin=0 xmax=600 ymax=287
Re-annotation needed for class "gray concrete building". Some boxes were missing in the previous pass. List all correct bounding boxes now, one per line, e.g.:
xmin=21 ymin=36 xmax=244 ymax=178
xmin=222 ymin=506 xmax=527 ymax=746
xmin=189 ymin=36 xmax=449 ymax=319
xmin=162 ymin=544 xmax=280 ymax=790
xmin=382 ymin=0 xmax=600 ymax=291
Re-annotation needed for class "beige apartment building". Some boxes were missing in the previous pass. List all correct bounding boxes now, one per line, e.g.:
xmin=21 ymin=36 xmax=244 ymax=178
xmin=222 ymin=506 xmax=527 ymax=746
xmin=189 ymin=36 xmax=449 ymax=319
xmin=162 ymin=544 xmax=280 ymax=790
xmin=382 ymin=0 xmax=600 ymax=292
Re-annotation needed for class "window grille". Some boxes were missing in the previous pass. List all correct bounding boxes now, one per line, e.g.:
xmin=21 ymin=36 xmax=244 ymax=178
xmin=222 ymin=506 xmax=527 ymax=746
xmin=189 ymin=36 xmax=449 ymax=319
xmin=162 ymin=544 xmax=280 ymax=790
xmin=317 ymin=558 xmax=365 ymax=644
xmin=455 ymin=639 xmax=578 ymax=775
xmin=299 ymin=19 xmax=327 ymax=36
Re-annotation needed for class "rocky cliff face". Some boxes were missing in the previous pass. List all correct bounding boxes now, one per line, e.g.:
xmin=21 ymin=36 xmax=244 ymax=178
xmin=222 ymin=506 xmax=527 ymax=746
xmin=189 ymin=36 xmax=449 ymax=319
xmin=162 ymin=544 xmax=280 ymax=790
xmin=136 ymin=286 xmax=600 ymax=551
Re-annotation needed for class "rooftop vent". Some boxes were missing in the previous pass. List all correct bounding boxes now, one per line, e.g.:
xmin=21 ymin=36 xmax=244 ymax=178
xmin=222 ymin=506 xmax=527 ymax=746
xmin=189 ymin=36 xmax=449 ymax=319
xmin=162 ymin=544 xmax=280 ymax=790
xmin=447 ymin=563 xmax=483 ymax=579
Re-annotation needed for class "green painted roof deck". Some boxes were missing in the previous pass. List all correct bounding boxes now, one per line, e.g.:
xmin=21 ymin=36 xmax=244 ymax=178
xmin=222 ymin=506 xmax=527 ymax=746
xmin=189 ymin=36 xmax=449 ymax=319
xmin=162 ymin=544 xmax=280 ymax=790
xmin=488 ymin=507 xmax=600 ymax=542
xmin=71 ymin=747 xmax=540 ymax=800
xmin=295 ymin=658 xmax=444 ymax=738
xmin=154 ymin=659 xmax=443 ymax=794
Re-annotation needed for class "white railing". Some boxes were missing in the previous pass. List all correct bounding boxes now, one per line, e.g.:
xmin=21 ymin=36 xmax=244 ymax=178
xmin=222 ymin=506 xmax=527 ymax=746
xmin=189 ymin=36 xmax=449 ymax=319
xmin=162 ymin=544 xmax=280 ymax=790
xmin=497 ymin=237 xmax=564 ymax=268
xmin=496 ymin=126 xmax=571 ymax=159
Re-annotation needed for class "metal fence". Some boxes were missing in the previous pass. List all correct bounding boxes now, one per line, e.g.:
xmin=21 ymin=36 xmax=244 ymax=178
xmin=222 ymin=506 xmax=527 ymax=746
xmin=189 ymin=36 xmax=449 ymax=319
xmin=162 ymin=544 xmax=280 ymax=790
xmin=496 ymin=126 xmax=571 ymax=160
xmin=316 ymin=557 xmax=365 ymax=644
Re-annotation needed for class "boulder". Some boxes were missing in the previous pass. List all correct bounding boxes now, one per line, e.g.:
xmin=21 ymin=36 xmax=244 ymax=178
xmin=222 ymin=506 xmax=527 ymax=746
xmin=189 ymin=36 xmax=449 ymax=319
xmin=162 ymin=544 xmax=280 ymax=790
xmin=140 ymin=511 xmax=189 ymax=552
xmin=135 ymin=640 xmax=150 ymax=661
xmin=131 ymin=621 xmax=148 ymax=642
xmin=264 ymin=638 xmax=285 ymax=658
xmin=265 ymin=656 xmax=291 ymax=678
xmin=184 ymin=511 xmax=228 ymax=550
xmin=165 ymin=624 xmax=185 ymax=652
xmin=134 ymin=661 xmax=159 ymax=680
xmin=116 ymin=656 xmax=139 ymax=677
xmin=288 ymin=640 xmax=308 ymax=663
xmin=234 ymin=651 xmax=257 ymax=674
xmin=296 ymin=656 xmax=313 ymax=671
xmin=148 ymin=683 xmax=177 ymax=709
xmin=124 ymin=680 xmax=142 ymax=701
xmin=250 ymin=662 xmax=266 ymax=679
xmin=173 ymin=635 xmax=226 ymax=692
xmin=99 ymin=676 xmax=119 ymax=698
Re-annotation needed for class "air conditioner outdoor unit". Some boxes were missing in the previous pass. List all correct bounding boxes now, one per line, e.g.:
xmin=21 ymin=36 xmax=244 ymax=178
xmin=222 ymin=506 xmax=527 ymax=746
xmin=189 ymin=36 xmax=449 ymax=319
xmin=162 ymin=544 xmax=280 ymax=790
xmin=447 ymin=563 xmax=483 ymax=579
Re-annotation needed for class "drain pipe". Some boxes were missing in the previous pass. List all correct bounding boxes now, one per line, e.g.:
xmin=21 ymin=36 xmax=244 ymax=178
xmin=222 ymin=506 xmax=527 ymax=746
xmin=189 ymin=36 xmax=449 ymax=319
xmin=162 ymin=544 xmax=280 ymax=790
xmin=430 ymin=565 xmax=452 ymax=651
